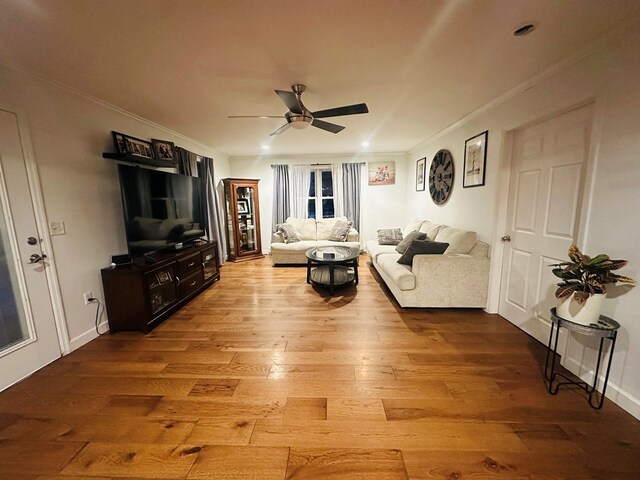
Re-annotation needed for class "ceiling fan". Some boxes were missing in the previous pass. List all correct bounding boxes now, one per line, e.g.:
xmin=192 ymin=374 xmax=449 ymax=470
xmin=228 ymin=84 xmax=369 ymax=136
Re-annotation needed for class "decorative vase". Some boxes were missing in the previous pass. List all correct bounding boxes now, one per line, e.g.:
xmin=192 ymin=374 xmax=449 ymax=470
xmin=556 ymin=292 xmax=605 ymax=326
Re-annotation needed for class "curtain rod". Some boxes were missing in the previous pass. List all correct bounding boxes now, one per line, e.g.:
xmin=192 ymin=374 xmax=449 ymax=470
xmin=270 ymin=162 xmax=366 ymax=167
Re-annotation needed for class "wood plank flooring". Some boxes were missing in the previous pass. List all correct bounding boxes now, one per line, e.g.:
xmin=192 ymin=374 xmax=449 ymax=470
xmin=1 ymin=255 xmax=639 ymax=479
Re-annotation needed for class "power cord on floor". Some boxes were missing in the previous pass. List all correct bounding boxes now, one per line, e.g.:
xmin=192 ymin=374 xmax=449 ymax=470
xmin=88 ymin=297 xmax=107 ymax=335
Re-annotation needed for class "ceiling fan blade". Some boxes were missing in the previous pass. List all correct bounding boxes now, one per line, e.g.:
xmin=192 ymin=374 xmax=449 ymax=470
xmin=311 ymin=119 xmax=345 ymax=134
xmin=270 ymin=123 xmax=291 ymax=136
xmin=312 ymin=103 xmax=369 ymax=118
xmin=275 ymin=90 xmax=303 ymax=114
xmin=228 ymin=115 xmax=284 ymax=119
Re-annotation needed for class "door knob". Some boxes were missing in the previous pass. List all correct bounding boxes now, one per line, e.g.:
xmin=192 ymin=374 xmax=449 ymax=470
xmin=501 ymin=235 xmax=511 ymax=242
xmin=28 ymin=253 xmax=47 ymax=264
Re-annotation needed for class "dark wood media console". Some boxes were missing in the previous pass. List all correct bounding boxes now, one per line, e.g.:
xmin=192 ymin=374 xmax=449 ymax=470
xmin=101 ymin=241 xmax=219 ymax=333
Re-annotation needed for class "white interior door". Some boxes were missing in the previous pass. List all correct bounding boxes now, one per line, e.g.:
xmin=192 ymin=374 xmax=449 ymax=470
xmin=499 ymin=104 xmax=593 ymax=344
xmin=0 ymin=108 xmax=61 ymax=390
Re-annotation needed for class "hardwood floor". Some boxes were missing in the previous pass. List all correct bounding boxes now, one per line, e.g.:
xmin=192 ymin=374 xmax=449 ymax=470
xmin=1 ymin=255 xmax=639 ymax=479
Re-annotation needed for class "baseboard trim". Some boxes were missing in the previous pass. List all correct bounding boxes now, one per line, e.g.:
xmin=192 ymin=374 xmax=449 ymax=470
xmin=564 ymin=356 xmax=640 ymax=420
xmin=68 ymin=322 xmax=109 ymax=352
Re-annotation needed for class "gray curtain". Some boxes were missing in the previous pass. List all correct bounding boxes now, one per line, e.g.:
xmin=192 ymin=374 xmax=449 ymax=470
xmin=272 ymin=164 xmax=290 ymax=232
xmin=198 ymin=157 xmax=227 ymax=265
xmin=176 ymin=147 xmax=199 ymax=176
xmin=342 ymin=162 xmax=361 ymax=232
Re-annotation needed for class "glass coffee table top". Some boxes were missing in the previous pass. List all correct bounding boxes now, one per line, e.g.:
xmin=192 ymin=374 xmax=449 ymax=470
xmin=305 ymin=246 xmax=359 ymax=263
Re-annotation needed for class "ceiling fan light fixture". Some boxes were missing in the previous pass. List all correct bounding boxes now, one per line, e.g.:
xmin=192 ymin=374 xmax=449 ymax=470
xmin=287 ymin=114 xmax=313 ymax=129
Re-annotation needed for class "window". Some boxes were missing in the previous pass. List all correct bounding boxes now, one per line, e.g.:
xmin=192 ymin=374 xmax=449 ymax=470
xmin=308 ymin=169 xmax=334 ymax=219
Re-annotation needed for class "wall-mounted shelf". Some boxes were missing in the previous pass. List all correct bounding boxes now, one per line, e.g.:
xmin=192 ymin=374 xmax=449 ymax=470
xmin=103 ymin=152 xmax=176 ymax=168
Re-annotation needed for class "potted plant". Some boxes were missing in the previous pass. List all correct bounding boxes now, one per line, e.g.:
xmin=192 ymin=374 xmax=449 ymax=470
xmin=550 ymin=244 xmax=635 ymax=326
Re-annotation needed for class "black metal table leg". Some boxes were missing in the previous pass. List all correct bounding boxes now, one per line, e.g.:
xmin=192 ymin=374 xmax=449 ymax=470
xmin=545 ymin=308 xmax=620 ymax=410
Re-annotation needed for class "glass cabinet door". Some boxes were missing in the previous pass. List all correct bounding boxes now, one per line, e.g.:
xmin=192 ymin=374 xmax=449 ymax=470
xmin=235 ymin=185 xmax=258 ymax=254
xmin=223 ymin=178 xmax=263 ymax=262
xmin=145 ymin=265 xmax=178 ymax=317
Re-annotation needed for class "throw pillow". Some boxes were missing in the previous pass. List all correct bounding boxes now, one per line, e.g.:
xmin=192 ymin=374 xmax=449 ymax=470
xmin=395 ymin=230 xmax=428 ymax=254
xmin=377 ymin=228 xmax=403 ymax=245
xmin=328 ymin=220 xmax=352 ymax=242
xmin=277 ymin=223 xmax=302 ymax=244
xmin=397 ymin=240 xmax=449 ymax=266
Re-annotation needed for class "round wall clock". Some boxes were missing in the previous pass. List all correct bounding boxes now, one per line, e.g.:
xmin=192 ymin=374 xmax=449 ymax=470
xmin=429 ymin=149 xmax=454 ymax=205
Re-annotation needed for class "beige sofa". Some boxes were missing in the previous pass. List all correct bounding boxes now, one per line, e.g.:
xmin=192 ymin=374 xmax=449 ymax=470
xmin=366 ymin=220 xmax=490 ymax=308
xmin=271 ymin=216 xmax=360 ymax=265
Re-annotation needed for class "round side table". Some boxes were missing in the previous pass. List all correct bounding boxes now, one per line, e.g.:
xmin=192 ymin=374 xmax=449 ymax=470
xmin=544 ymin=307 xmax=620 ymax=409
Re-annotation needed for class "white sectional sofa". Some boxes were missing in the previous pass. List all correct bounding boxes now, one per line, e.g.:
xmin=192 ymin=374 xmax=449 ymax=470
xmin=366 ymin=220 xmax=490 ymax=308
xmin=271 ymin=216 xmax=360 ymax=265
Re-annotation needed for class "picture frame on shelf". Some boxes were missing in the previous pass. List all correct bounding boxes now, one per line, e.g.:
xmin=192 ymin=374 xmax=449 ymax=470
xmin=237 ymin=198 xmax=250 ymax=214
xmin=152 ymin=139 xmax=177 ymax=163
xmin=416 ymin=157 xmax=426 ymax=191
xmin=463 ymin=130 xmax=488 ymax=188
xmin=112 ymin=131 xmax=128 ymax=155
xmin=122 ymin=133 xmax=155 ymax=160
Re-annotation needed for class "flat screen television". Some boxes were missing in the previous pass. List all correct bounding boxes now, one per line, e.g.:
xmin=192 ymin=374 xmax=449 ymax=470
xmin=117 ymin=164 xmax=207 ymax=256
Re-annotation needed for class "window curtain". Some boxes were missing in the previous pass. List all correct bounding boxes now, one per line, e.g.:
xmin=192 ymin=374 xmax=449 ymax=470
xmin=176 ymin=147 xmax=199 ymax=176
xmin=342 ymin=162 xmax=361 ymax=232
xmin=289 ymin=165 xmax=311 ymax=219
xmin=176 ymin=147 xmax=226 ymax=264
xmin=331 ymin=163 xmax=344 ymax=217
xmin=272 ymin=164 xmax=290 ymax=232
xmin=198 ymin=157 xmax=227 ymax=265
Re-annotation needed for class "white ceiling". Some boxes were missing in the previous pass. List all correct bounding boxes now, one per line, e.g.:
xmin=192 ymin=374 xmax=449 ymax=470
xmin=1 ymin=0 xmax=638 ymax=157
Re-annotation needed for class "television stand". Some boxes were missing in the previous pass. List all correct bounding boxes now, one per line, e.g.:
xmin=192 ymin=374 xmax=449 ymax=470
xmin=101 ymin=240 xmax=220 ymax=333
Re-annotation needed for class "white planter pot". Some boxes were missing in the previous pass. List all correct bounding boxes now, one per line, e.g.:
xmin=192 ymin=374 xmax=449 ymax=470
xmin=556 ymin=292 xmax=605 ymax=326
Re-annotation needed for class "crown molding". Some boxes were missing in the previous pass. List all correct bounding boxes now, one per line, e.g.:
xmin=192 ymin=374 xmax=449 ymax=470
xmin=229 ymin=151 xmax=407 ymax=162
xmin=408 ymin=13 xmax=640 ymax=155
xmin=0 ymin=59 xmax=227 ymax=160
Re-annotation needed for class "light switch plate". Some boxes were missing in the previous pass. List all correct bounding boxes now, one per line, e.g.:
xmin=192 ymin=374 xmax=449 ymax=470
xmin=49 ymin=221 xmax=66 ymax=236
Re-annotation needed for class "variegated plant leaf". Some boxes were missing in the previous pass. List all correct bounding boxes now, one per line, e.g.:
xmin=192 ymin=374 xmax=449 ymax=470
xmin=586 ymin=254 xmax=609 ymax=265
xmin=556 ymin=284 xmax=579 ymax=299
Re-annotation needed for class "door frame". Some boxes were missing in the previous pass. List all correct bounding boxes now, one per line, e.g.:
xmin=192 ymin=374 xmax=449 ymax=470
xmin=0 ymin=100 xmax=70 ymax=355
xmin=490 ymin=99 xmax=604 ymax=353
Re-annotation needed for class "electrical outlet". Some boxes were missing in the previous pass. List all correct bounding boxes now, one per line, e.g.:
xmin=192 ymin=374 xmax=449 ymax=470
xmin=49 ymin=221 xmax=66 ymax=236
xmin=83 ymin=291 xmax=93 ymax=305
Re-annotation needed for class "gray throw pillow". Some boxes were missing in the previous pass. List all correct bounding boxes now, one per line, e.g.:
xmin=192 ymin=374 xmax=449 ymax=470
xmin=377 ymin=228 xmax=403 ymax=245
xmin=395 ymin=230 xmax=428 ymax=254
xmin=328 ymin=220 xmax=352 ymax=242
xmin=397 ymin=240 xmax=449 ymax=266
xmin=277 ymin=223 xmax=302 ymax=244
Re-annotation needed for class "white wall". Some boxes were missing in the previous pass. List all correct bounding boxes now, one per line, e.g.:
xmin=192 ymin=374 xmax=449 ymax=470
xmin=405 ymin=27 xmax=640 ymax=418
xmin=228 ymin=153 xmax=409 ymax=248
xmin=0 ymin=63 xmax=230 ymax=350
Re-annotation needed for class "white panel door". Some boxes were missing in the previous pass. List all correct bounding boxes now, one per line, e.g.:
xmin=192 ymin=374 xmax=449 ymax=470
xmin=499 ymin=105 xmax=593 ymax=344
xmin=0 ymin=109 xmax=61 ymax=390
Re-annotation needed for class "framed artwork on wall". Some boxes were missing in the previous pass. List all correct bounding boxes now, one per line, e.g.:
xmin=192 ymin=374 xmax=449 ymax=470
xmin=368 ymin=161 xmax=396 ymax=186
xmin=463 ymin=130 xmax=488 ymax=188
xmin=416 ymin=157 xmax=426 ymax=191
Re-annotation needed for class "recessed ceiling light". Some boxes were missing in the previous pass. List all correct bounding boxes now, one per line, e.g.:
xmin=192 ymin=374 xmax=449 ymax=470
xmin=514 ymin=23 xmax=536 ymax=36
xmin=261 ymin=144 xmax=270 ymax=151
xmin=361 ymin=141 xmax=370 ymax=148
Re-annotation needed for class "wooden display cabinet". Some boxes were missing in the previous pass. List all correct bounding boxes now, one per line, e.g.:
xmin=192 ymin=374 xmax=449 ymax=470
xmin=223 ymin=178 xmax=264 ymax=262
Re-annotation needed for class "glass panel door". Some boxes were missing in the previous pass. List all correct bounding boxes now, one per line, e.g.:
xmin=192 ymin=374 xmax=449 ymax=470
xmin=0 ymin=199 xmax=29 ymax=353
xmin=0 ymin=108 xmax=61 ymax=391
xmin=236 ymin=185 xmax=257 ymax=254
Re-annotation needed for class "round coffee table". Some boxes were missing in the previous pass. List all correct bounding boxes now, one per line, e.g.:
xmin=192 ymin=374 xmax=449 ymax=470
xmin=305 ymin=246 xmax=359 ymax=293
